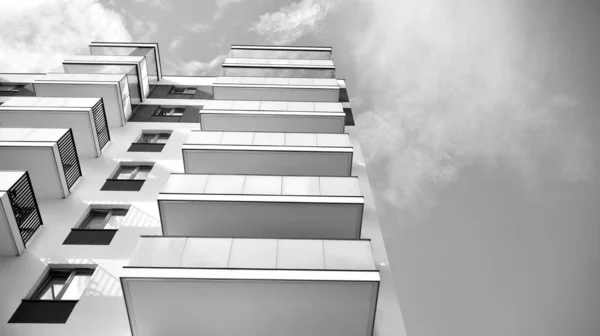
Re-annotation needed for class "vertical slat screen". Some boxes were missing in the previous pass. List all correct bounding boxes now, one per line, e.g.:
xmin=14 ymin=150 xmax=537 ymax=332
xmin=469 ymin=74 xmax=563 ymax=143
xmin=57 ymin=129 xmax=82 ymax=190
xmin=92 ymin=98 xmax=111 ymax=150
xmin=7 ymin=172 xmax=43 ymax=245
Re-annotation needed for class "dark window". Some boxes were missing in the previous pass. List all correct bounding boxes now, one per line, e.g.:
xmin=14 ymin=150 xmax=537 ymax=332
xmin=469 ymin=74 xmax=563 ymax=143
xmin=154 ymin=107 xmax=184 ymax=117
xmin=9 ymin=268 xmax=95 ymax=323
xmin=0 ymin=84 xmax=23 ymax=97
xmin=170 ymin=87 xmax=197 ymax=95
xmin=101 ymin=163 xmax=154 ymax=191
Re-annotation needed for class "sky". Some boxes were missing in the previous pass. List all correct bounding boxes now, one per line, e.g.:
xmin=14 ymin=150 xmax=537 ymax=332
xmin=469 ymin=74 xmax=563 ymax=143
xmin=1 ymin=0 xmax=599 ymax=335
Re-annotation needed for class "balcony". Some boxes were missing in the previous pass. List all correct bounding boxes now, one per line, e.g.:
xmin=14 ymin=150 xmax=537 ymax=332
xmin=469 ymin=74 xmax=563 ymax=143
xmin=229 ymin=45 xmax=332 ymax=60
xmin=89 ymin=42 xmax=162 ymax=81
xmin=0 ymin=128 xmax=82 ymax=198
xmin=121 ymin=236 xmax=378 ymax=336
xmin=62 ymin=54 xmax=149 ymax=103
xmin=221 ymin=58 xmax=335 ymax=78
xmin=33 ymin=73 xmax=131 ymax=127
xmin=200 ymin=100 xmax=345 ymax=133
xmin=0 ymin=97 xmax=110 ymax=157
xmin=212 ymin=77 xmax=340 ymax=102
xmin=0 ymin=171 xmax=43 ymax=256
xmin=183 ymin=131 xmax=353 ymax=176
xmin=158 ymin=174 xmax=364 ymax=239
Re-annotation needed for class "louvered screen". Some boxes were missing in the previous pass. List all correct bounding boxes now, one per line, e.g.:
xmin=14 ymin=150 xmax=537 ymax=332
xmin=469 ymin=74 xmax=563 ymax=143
xmin=92 ymin=98 xmax=110 ymax=149
xmin=57 ymin=129 xmax=82 ymax=189
xmin=7 ymin=172 xmax=43 ymax=245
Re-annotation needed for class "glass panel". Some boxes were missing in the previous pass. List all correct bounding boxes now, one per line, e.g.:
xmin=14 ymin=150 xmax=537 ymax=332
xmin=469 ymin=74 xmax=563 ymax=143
xmin=156 ymin=134 xmax=170 ymax=144
xmin=155 ymin=107 xmax=184 ymax=116
xmin=60 ymin=273 xmax=92 ymax=300
xmin=34 ymin=273 xmax=70 ymax=300
xmin=104 ymin=209 xmax=128 ymax=229
xmin=139 ymin=133 xmax=157 ymax=143
xmin=82 ymin=211 xmax=109 ymax=229
xmin=220 ymin=67 xmax=334 ymax=78
xmin=133 ymin=167 xmax=152 ymax=180
xmin=116 ymin=166 xmax=136 ymax=179
xmin=230 ymin=49 xmax=331 ymax=60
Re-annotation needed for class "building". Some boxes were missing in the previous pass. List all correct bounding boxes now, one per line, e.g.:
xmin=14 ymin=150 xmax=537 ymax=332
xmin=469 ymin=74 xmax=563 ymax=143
xmin=0 ymin=42 xmax=405 ymax=336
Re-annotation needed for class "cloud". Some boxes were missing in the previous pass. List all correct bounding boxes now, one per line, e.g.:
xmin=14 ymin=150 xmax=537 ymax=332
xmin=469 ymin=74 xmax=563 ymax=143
xmin=125 ymin=13 xmax=158 ymax=42
xmin=131 ymin=0 xmax=172 ymax=11
xmin=0 ymin=0 xmax=132 ymax=73
xmin=189 ymin=22 xmax=210 ymax=33
xmin=163 ymin=54 xmax=227 ymax=76
xmin=350 ymin=0 xmax=596 ymax=216
xmin=168 ymin=36 xmax=183 ymax=52
xmin=251 ymin=0 xmax=334 ymax=44
xmin=213 ymin=0 xmax=246 ymax=21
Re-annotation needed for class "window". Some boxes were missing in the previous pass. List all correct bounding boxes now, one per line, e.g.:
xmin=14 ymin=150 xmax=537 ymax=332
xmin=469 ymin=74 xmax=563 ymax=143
xmin=128 ymin=131 xmax=171 ymax=152
xmin=114 ymin=165 xmax=152 ymax=180
xmin=80 ymin=208 xmax=128 ymax=229
xmin=155 ymin=107 xmax=185 ymax=116
xmin=154 ymin=107 xmax=184 ymax=116
xmin=0 ymin=84 xmax=20 ymax=92
xmin=138 ymin=132 xmax=170 ymax=144
xmin=170 ymin=86 xmax=197 ymax=95
xmin=9 ymin=267 xmax=96 ymax=323
xmin=32 ymin=269 xmax=94 ymax=300
xmin=101 ymin=163 xmax=154 ymax=191
xmin=63 ymin=206 xmax=128 ymax=245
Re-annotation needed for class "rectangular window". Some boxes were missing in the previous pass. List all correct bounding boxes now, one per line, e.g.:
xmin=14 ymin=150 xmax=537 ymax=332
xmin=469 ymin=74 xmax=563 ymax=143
xmin=128 ymin=131 xmax=171 ymax=152
xmin=0 ymin=84 xmax=21 ymax=92
xmin=9 ymin=266 xmax=96 ymax=323
xmin=138 ymin=132 xmax=170 ymax=144
xmin=113 ymin=165 xmax=153 ymax=180
xmin=80 ymin=208 xmax=128 ymax=229
xmin=101 ymin=162 xmax=154 ymax=191
xmin=154 ymin=107 xmax=184 ymax=116
xmin=170 ymin=87 xmax=197 ymax=95
xmin=31 ymin=269 xmax=94 ymax=301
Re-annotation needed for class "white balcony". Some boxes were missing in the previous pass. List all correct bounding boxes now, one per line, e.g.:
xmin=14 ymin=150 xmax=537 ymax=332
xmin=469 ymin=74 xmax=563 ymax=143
xmin=212 ymin=77 xmax=340 ymax=102
xmin=33 ymin=73 xmax=131 ymax=127
xmin=62 ymin=54 xmax=149 ymax=102
xmin=0 ymin=97 xmax=110 ymax=157
xmin=0 ymin=171 xmax=43 ymax=256
xmin=200 ymin=100 xmax=345 ymax=133
xmin=183 ymin=131 xmax=353 ymax=176
xmin=121 ymin=236 xmax=378 ymax=336
xmin=89 ymin=42 xmax=162 ymax=81
xmin=0 ymin=128 xmax=82 ymax=198
xmin=158 ymin=174 xmax=364 ymax=239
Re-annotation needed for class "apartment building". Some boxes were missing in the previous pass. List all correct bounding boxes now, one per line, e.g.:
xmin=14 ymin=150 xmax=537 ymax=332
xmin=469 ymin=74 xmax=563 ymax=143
xmin=0 ymin=42 xmax=405 ymax=336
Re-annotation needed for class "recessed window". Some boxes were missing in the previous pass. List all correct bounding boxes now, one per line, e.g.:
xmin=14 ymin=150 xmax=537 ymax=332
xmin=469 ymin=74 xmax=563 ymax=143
xmin=101 ymin=163 xmax=154 ymax=191
xmin=9 ymin=267 xmax=96 ymax=323
xmin=80 ymin=208 xmax=128 ymax=229
xmin=170 ymin=87 xmax=197 ymax=95
xmin=114 ymin=165 xmax=152 ymax=180
xmin=32 ymin=269 xmax=94 ymax=300
xmin=154 ymin=107 xmax=184 ymax=117
xmin=0 ymin=84 xmax=21 ymax=92
xmin=63 ymin=207 xmax=128 ymax=245
xmin=138 ymin=132 xmax=170 ymax=144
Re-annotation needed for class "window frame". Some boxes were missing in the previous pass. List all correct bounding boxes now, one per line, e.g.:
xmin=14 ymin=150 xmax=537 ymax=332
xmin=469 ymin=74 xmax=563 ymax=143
xmin=169 ymin=86 xmax=197 ymax=95
xmin=136 ymin=130 xmax=172 ymax=144
xmin=78 ymin=208 xmax=129 ymax=230
xmin=112 ymin=164 xmax=153 ymax=180
xmin=30 ymin=268 xmax=95 ymax=301
xmin=154 ymin=106 xmax=185 ymax=117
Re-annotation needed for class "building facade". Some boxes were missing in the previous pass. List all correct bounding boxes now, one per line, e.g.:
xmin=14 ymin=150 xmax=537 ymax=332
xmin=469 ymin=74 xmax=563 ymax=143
xmin=0 ymin=43 xmax=405 ymax=335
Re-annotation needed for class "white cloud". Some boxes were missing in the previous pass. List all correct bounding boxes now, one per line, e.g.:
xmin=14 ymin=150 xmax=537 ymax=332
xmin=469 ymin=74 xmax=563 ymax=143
xmin=213 ymin=0 xmax=246 ymax=21
xmin=351 ymin=0 xmax=596 ymax=216
xmin=251 ymin=0 xmax=334 ymax=44
xmin=163 ymin=54 xmax=227 ymax=76
xmin=189 ymin=22 xmax=210 ymax=33
xmin=0 ymin=0 xmax=132 ymax=72
xmin=125 ymin=13 xmax=158 ymax=42
xmin=168 ymin=36 xmax=183 ymax=52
